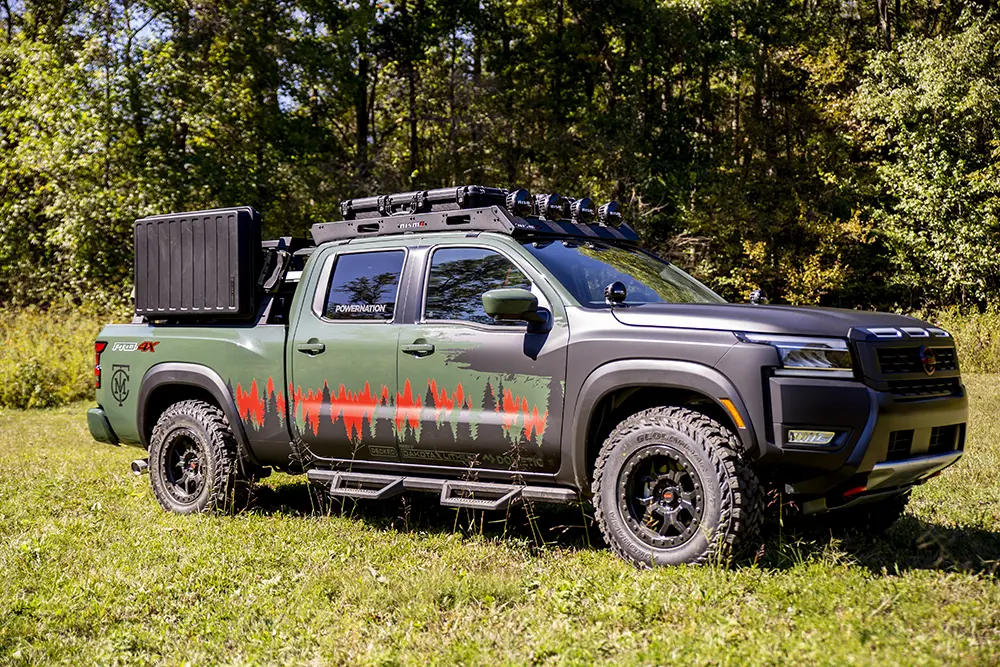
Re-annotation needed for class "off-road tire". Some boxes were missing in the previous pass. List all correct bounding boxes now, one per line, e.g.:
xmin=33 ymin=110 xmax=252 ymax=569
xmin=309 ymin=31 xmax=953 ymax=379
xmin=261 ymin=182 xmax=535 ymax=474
xmin=592 ymin=407 xmax=763 ymax=567
xmin=819 ymin=491 xmax=911 ymax=536
xmin=149 ymin=400 xmax=247 ymax=514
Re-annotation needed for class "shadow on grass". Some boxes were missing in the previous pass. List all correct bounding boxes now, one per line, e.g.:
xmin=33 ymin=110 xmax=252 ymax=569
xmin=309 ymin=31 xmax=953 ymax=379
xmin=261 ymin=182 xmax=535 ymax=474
xmin=248 ymin=478 xmax=600 ymax=553
xmin=246 ymin=477 xmax=999 ymax=576
xmin=759 ymin=514 xmax=1000 ymax=577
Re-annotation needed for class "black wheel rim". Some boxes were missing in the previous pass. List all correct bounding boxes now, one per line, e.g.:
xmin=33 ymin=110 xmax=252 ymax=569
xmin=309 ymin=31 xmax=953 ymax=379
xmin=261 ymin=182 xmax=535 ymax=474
xmin=162 ymin=431 xmax=207 ymax=505
xmin=618 ymin=444 xmax=706 ymax=549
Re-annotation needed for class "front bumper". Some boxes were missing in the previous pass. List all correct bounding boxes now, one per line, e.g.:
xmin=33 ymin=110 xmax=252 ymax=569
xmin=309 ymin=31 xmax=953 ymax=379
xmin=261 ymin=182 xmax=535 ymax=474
xmin=87 ymin=407 xmax=120 ymax=445
xmin=763 ymin=376 xmax=967 ymax=498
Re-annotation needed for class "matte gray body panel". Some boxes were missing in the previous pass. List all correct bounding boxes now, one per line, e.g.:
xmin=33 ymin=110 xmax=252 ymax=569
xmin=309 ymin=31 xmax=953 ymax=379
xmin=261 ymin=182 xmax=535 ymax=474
xmin=613 ymin=303 xmax=926 ymax=337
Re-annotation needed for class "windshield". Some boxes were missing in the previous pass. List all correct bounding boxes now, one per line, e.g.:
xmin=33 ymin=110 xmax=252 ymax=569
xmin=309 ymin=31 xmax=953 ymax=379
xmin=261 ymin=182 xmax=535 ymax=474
xmin=522 ymin=239 xmax=726 ymax=307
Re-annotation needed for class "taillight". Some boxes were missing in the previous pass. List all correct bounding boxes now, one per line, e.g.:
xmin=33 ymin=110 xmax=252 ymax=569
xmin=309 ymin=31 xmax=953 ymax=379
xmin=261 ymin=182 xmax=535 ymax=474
xmin=95 ymin=341 xmax=108 ymax=388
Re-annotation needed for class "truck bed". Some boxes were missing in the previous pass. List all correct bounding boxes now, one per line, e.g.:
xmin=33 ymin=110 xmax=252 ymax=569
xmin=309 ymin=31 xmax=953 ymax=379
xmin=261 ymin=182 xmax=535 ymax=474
xmin=96 ymin=322 xmax=290 ymax=461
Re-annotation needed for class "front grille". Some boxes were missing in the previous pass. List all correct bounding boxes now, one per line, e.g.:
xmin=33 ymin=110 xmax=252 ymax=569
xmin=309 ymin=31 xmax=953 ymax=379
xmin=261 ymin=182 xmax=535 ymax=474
xmin=928 ymin=424 xmax=960 ymax=455
xmin=877 ymin=346 xmax=958 ymax=374
xmin=887 ymin=377 xmax=961 ymax=399
xmin=887 ymin=430 xmax=914 ymax=461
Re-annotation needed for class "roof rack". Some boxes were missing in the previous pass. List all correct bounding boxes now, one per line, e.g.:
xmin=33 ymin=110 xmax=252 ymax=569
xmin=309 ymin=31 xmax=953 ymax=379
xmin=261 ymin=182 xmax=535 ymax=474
xmin=310 ymin=206 xmax=640 ymax=245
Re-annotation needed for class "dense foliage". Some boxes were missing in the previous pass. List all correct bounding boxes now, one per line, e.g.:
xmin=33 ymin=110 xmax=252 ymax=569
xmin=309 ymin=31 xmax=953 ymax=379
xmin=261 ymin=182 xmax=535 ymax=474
xmin=0 ymin=0 xmax=997 ymax=310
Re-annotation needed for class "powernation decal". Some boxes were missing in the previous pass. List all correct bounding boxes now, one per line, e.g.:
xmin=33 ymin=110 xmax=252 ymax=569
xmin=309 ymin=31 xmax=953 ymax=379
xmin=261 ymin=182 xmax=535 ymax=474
xmin=334 ymin=304 xmax=388 ymax=316
xmin=230 ymin=375 xmax=550 ymax=447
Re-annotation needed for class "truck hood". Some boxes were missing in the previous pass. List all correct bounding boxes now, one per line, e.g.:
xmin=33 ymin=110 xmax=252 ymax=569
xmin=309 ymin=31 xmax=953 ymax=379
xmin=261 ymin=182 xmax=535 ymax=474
xmin=611 ymin=303 xmax=928 ymax=338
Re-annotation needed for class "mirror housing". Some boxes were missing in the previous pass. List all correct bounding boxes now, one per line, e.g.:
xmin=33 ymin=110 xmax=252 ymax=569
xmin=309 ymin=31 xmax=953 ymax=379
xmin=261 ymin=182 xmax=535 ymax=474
xmin=482 ymin=288 xmax=547 ymax=325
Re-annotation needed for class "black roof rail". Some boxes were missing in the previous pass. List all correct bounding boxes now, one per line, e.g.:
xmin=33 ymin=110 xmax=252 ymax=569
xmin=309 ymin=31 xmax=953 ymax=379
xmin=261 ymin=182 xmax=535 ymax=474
xmin=309 ymin=206 xmax=640 ymax=245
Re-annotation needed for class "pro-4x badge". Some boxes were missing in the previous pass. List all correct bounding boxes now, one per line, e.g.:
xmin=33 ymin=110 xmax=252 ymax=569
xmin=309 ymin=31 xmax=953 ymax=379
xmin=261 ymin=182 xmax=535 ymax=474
xmin=111 ymin=365 xmax=130 ymax=406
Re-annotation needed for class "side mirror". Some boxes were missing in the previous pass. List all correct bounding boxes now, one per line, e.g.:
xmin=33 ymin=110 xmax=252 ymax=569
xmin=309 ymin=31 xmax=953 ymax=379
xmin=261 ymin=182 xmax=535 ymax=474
xmin=749 ymin=288 xmax=767 ymax=305
xmin=482 ymin=288 xmax=546 ymax=324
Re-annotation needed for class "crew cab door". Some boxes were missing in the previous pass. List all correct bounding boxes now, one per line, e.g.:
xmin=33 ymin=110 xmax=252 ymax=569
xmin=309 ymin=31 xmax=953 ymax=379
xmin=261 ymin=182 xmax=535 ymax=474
xmin=288 ymin=246 xmax=405 ymax=463
xmin=395 ymin=241 xmax=569 ymax=475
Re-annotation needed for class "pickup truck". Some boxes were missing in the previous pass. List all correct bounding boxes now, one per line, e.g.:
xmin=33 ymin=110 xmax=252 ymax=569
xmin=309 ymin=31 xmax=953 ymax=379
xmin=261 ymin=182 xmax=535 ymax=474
xmin=87 ymin=186 xmax=968 ymax=567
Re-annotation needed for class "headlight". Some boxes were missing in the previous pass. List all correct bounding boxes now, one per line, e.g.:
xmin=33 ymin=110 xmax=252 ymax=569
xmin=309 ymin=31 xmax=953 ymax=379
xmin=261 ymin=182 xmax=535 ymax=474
xmin=738 ymin=333 xmax=854 ymax=379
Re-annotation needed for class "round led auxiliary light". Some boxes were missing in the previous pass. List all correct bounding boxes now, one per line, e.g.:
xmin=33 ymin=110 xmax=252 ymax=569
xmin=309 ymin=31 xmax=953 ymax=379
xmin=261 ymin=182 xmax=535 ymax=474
xmin=597 ymin=201 xmax=623 ymax=227
xmin=505 ymin=188 xmax=534 ymax=217
xmin=570 ymin=197 xmax=595 ymax=224
xmin=534 ymin=193 xmax=564 ymax=220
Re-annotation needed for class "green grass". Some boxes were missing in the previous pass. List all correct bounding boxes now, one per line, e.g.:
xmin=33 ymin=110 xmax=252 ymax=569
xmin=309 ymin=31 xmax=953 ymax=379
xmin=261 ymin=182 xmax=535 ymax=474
xmin=2 ymin=379 xmax=999 ymax=665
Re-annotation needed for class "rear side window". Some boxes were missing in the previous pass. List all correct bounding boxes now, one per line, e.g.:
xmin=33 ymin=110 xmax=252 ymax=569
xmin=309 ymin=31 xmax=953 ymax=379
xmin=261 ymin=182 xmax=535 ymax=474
xmin=323 ymin=250 xmax=405 ymax=320
xmin=424 ymin=247 xmax=532 ymax=325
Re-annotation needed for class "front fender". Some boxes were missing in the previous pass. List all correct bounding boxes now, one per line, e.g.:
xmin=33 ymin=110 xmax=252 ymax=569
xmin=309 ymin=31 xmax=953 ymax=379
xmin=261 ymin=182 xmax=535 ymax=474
xmin=563 ymin=358 xmax=759 ymax=492
xmin=137 ymin=362 xmax=261 ymax=466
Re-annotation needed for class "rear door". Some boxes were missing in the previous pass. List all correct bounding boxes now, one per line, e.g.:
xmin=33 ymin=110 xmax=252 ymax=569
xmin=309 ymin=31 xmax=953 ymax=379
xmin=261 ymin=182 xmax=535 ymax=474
xmin=395 ymin=239 xmax=569 ymax=475
xmin=288 ymin=246 xmax=406 ymax=463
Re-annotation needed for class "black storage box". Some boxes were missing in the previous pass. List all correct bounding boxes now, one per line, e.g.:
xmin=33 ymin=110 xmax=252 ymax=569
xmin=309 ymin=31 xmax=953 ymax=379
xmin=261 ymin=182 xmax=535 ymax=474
xmin=134 ymin=207 xmax=261 ymax=320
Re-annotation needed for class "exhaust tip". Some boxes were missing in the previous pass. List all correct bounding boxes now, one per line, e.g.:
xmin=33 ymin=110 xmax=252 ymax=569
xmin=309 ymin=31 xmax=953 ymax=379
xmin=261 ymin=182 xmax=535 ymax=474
xmin=131 ymin=459 xmax=149 ymax=476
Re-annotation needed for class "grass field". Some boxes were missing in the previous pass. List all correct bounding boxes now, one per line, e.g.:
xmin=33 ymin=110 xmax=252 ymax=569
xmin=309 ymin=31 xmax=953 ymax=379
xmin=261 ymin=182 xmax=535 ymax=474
xmin=2 ymin=378 xmax=999 ymax=665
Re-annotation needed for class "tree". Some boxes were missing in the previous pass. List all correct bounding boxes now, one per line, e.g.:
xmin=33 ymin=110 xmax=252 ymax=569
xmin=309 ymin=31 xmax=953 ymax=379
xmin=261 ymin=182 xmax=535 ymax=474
xmin=855 ymin=20 xmax=1000 ymax=308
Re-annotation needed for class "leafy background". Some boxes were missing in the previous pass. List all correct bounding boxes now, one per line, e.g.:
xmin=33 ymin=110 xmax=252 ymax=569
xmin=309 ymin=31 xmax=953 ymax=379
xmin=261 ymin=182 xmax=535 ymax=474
xmin=0 ymin=0 xmax=998 ymax=312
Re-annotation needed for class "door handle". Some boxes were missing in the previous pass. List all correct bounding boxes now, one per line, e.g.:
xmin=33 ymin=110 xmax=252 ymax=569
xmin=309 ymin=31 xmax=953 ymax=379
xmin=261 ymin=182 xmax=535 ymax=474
xmin=296 ymin=341 xmax=326 ymax=355
xmin=401 ymin=342 xmax=435 ymax=357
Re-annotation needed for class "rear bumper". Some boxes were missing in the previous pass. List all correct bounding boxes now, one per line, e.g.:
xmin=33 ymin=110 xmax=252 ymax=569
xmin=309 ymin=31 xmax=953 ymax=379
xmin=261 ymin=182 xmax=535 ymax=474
xmin=87 ymin=407 xmax=120 ymax=445
xmin=762 ymin=376 xmax=967 ymax=498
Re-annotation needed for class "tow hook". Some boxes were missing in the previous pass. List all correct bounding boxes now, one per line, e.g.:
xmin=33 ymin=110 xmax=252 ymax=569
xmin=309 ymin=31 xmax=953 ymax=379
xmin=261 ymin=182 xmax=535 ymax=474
xmin=131 ymin=459 xmax=149 ymax=476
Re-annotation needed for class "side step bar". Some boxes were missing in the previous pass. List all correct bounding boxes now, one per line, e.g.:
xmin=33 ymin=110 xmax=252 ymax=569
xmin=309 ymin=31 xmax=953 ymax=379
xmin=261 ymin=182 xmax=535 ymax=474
xmin=318 ymin=471 xmax=405 ymax=500
xmin=440 ymin=481 xmax=520 ymax=511
xmin=306 ymin=469 xmax=578 ymax=507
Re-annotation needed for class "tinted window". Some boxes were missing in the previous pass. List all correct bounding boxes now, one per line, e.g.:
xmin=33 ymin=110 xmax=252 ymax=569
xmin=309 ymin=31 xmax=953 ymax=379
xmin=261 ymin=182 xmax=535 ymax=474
xmin=425 ymin=247 xmax=532 ymax=325
xmin=522 ymin=240 xmax=725 ymax=307
xmin=324 ymin=250 xmax=404 ymax=320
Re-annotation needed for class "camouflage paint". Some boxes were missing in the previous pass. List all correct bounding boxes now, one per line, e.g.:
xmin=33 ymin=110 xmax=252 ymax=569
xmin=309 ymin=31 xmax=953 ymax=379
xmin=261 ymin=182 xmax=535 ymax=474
xmin=229 ymin=375 xmax=549 ymax=449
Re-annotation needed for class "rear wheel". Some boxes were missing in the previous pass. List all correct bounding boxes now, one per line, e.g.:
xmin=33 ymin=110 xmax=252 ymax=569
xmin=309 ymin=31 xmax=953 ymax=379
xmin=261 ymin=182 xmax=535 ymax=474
xmin=592 ymin=407 xmax=763 ymax=567
xmin=149 ymin=400 xmax=247 ymax=514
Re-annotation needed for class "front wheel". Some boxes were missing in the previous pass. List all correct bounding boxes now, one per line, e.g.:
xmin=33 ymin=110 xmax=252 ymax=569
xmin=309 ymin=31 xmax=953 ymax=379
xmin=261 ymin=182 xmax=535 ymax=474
xmin=592 ymin=407 xmax=763 ymax=567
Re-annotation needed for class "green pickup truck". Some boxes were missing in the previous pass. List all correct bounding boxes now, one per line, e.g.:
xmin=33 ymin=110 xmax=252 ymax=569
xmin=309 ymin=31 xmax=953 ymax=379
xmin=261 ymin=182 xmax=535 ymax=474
xmin=88 ymin=186 xmax=967 ymax=567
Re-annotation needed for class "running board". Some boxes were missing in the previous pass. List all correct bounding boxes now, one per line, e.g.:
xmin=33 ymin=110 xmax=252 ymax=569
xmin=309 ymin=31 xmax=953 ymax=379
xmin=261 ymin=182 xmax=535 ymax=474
xmin=306 ymin=470 xmax=577 ymax=506
xmin=440 ymin=480 xmax=520 ymax=511
xmin=311 ymin=471 xmax=405 ymax=500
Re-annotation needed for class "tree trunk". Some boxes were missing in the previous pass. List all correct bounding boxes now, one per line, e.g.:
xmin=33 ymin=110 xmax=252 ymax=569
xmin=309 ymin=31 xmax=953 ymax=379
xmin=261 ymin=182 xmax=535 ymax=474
xmin=355 ymin=54 xmax=369 ymax=178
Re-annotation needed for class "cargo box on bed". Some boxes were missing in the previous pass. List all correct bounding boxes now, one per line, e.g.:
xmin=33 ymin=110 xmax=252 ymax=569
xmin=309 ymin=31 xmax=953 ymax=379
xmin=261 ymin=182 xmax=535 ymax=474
xmin=134 ymin=207 xmax=261 ymax=321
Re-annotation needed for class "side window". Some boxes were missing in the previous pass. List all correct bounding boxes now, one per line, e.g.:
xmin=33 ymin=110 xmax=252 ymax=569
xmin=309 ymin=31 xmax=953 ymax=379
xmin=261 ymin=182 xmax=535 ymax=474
xmin=323 ymin=250 xmax=404 ymax=321
xmin=424 ymin=247 xmax=532 ymax=325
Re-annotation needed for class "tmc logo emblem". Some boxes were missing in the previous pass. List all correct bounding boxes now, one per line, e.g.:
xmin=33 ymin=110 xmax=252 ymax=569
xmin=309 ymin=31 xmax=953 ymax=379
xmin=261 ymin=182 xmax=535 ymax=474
xmin=111 ymin=364 xmax=130 ymax=406
xmin=918 ymin=346 xmax=937 ymax=376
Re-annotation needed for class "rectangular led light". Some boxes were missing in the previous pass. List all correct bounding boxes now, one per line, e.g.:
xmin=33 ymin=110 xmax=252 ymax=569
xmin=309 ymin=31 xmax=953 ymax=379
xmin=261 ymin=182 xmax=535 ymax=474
xmin=788 ymin=430 xmax=837 ymax=445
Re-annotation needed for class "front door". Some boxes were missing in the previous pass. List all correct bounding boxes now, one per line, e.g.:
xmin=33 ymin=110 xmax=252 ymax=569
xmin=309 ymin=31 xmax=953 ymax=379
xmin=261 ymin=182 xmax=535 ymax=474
xmin=396 ymin=244 xmax=568 ymax=475
xmin=289 ymin=248 xmax=405 ymax=463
